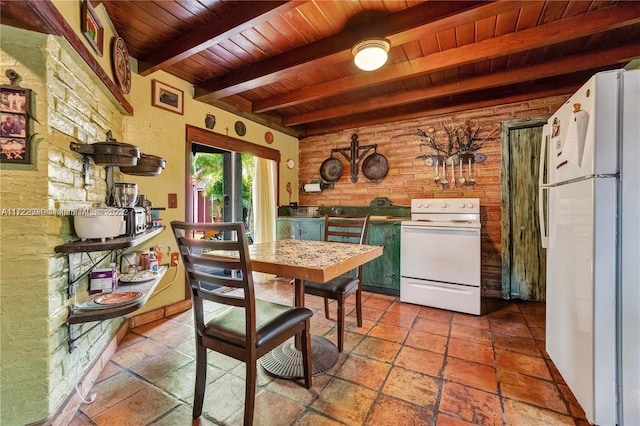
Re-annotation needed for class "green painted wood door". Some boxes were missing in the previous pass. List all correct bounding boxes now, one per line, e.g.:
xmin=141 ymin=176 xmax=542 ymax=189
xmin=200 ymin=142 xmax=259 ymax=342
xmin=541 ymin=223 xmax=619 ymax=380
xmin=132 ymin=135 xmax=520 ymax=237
xmin=362 ymin=221 xmax=400 ymax=295
xmin=506 ymin=126 xmax=546 ymax=300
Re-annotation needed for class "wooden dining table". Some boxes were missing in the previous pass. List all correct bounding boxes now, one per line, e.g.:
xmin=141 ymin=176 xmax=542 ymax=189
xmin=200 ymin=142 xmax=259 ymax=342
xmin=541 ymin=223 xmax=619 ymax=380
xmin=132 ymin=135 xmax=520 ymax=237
xmin=210 ymin=239 xmax=383 ymax=378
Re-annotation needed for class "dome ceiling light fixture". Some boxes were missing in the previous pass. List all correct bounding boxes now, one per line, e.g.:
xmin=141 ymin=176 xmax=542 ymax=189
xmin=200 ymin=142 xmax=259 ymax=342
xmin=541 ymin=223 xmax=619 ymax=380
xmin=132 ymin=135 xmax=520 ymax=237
xmin=352 ymin=37 xmax=390 ymax=71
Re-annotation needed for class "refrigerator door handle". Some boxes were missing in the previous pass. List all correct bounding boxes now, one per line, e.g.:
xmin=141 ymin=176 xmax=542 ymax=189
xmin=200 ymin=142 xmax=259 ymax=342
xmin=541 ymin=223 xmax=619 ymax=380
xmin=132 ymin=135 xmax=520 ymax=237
xmin=539 ymin=186 xmax=549 ymax=248
xmin=539 ymin=124 xmax=550 ymax=187
xmin=539 ymin=125 xmax=550 ymax=248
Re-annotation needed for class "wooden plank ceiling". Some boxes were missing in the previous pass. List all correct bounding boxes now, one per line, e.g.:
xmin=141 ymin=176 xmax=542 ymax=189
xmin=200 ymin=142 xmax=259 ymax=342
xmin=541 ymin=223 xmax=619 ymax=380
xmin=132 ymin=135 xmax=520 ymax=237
xmin=8 ymin=1 xmax=640 ymax=137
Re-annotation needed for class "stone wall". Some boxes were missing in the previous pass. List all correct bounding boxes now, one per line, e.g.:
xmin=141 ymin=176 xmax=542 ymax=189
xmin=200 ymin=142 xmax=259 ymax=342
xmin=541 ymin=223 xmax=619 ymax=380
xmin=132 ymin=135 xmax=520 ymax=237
xmin=298 ymin=97 xmax=569 ymax=297
xmin=1 ymin=28 xmax=125 ymax=425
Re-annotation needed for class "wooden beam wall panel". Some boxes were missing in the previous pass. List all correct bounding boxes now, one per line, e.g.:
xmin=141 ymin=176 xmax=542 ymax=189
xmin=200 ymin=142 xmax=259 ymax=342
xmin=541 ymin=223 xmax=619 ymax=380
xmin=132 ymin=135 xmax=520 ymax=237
xmin=194 ymin=1 xmax=507 ymax=102
xmin=284 ymin=43 xmax=640 ymax=126
xmin=137 ymin=1 xmax=297 ymax=76
xmin=302 ymin=86 xmax=581 ymax=137
xmin=253 ymin=2 xmax=640 ymax=113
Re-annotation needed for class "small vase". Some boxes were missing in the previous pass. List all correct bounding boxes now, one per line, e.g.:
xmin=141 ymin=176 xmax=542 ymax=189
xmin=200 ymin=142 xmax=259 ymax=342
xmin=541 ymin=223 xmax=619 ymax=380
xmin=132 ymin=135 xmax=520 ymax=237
xmin=205 ymin=114 xmax=216 ymax=129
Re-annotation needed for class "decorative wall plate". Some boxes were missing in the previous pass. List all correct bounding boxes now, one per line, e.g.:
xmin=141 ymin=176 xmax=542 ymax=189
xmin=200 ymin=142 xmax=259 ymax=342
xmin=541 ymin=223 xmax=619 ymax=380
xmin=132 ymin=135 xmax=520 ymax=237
xmin=264 ymin=131 xmax=274 ymax=144
xmin=94 ymin=291 xmax=142 ymax=306
xmin=111 ymin=36 xmax=131 ymax=94
xmin=286 ymin=159 xmax=295 ymax=169
xmin=234 ymin=120 xmax=246 ymax=136
xmin=474 ymin=153 xmax=487 ymax=163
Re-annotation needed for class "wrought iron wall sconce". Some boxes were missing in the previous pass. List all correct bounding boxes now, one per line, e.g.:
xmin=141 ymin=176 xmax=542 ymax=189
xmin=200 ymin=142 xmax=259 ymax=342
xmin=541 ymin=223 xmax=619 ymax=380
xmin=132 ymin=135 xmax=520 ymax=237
xmin=332 ymin=133 xmax=377 ymax=183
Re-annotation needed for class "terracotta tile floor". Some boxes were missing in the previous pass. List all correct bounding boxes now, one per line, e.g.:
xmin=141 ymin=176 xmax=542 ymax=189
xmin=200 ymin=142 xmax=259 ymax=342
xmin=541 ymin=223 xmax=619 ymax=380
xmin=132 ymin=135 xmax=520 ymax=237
xmin=72 ymin=279 xmax=589 ymax=425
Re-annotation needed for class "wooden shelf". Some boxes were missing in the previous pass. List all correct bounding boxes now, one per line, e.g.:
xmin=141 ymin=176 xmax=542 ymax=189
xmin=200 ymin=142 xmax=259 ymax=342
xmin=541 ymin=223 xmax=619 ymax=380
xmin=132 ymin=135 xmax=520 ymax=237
xmin=55 ymin=227 xmax=165 ymax=254
xmin=67 ymin=266 xmax=168 ymax=324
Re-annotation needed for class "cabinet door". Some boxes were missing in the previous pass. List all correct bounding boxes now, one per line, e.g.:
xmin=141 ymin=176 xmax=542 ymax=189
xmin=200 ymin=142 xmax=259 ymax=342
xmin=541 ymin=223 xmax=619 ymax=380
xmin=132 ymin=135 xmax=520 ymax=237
xmin=276 ymin=218 xmax=295 ymax=240
xmin=276 ymin=218 xmax=323 ymax=241
xmin=362 ymin=222 xmax=400 ymax=295
xmin=297 ymin=218 xmax=323 ymax=241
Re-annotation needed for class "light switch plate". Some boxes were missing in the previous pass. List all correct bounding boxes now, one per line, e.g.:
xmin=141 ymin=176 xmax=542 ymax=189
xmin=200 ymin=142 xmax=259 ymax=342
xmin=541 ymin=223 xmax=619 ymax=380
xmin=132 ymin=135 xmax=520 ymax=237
xmin=168 ymin=193 xmax=177 ymax=208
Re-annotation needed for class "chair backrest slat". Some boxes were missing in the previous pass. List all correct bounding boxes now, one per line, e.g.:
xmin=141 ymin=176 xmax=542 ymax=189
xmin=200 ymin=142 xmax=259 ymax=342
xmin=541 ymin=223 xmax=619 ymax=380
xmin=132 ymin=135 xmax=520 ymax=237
xmin=198 ymin=285 xmax=246 ymax=307
xmin=323 ymin=215 xmax=370 ymax=278
xmin=324 ymin=215 xmax=370 ymax=244
xmin=190 ymin=254 xmax=244 ymax=273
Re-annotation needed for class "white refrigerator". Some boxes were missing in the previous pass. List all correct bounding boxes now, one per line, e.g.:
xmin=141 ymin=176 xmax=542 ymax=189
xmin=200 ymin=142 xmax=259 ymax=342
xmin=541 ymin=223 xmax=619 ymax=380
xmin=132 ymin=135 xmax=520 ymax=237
xmin=538 ymin=68 xmax=639 ymax=426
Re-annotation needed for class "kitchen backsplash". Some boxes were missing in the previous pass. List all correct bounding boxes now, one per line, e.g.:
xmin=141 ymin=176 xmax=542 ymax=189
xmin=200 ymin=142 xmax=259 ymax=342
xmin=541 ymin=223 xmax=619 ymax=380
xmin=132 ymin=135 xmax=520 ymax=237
xmin=278 ymin=204 xmax=410 ymax=218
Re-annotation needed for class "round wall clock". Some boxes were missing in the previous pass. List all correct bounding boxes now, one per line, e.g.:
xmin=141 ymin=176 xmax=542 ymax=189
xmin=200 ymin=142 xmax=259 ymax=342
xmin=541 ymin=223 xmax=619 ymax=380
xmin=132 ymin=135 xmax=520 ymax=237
xmin=111 ymin=36 xmax=131 ymax=94
xmin=234 ymin=120 xmax=246 ymax=136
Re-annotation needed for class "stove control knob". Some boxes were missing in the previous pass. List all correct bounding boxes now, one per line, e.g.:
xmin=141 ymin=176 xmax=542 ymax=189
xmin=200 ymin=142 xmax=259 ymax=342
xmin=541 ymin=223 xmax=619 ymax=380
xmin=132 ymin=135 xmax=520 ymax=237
xmin=441 ymin=203 xmax=447 ymax=208
xmin=459 ymin=203 xmax=466 ymax=208
xmin=466 ymin=202 xmax=474 ymax=208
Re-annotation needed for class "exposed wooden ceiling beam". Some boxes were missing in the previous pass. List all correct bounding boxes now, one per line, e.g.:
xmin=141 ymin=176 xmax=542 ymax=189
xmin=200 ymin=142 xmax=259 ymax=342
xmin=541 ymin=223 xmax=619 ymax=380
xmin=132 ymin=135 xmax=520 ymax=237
xmin=137 ymin=1 xmax=298 ymax=76
xmin=0 ymin=0 xmax=61 ymax=34
xmin=254 ymin=2 xmax=640 ymax=113
xmin=302 ymin=86 xmax=581 ymax=137
xmin=193 ymin=1 xmax=508 ymax=102
xmin=284 ymin=43 xmax=640 ymax=126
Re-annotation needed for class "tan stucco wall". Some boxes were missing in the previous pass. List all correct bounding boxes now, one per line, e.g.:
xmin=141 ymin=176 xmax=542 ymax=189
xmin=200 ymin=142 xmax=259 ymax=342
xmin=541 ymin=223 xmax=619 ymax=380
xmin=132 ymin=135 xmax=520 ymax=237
xmin=0 ymin=2 xmax=299 ymax=424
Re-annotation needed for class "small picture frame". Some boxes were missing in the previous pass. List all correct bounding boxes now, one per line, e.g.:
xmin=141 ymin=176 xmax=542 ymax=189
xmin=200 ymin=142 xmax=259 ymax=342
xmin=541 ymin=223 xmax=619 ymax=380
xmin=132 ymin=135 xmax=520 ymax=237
xmin=152 ymin=80 xmax=184 ymax=115
xmin=1 ymin=86 xmax=31 ymax=164
xmin=81 ymin=0 xmax=104 ymax=56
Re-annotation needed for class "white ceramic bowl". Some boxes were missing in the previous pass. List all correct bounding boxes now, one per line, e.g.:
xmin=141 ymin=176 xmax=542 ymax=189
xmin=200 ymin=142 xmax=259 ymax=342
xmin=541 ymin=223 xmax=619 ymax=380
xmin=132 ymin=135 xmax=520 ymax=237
xmin=73 ymin=208 xmax=125 ymax=241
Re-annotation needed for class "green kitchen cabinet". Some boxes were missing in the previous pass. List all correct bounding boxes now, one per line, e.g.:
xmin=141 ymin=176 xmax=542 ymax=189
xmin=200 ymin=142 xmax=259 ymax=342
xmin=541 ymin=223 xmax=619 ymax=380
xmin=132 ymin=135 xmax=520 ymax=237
xmin=276 ymin=217 xmax=324 ymax=241
xmin=276 ymin=217 xmax=296 ymax=240
xmin=276 ymin=217 xmax=401 ymax=295
xmin=362 ymin=221 xmax=401 ymax=295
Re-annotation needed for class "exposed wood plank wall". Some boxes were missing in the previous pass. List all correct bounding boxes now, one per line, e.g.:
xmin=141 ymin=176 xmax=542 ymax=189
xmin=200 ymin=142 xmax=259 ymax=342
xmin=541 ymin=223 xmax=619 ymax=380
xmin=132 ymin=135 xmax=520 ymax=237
xmin=298 ymin=95 xmax=569 ymax=298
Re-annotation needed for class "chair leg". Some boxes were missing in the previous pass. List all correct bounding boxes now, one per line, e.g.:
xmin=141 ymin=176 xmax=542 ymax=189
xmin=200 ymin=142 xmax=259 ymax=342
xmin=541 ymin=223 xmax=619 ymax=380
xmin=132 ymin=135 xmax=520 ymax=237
xmin=192 ymin=344 xmax=207 ymax=419
xmin=337 ymin=295 xmax=346 ymax=352
xmin=356 ymin=284 xmax=363 ymax=327
xmin=301 ymin=320 xmax=313 ymax=389
xmin=323 ymin=297 xmax=330 ymax=319
xmin=244 ymin=358 xmax=257 ymax=426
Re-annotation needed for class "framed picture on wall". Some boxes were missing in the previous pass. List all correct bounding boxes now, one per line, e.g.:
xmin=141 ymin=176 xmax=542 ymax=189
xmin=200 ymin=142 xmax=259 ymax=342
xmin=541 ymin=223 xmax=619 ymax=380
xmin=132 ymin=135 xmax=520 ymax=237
xmin=0 ymin=86 xmax=31 ymax=164
xmin=151 ymin=79 xmax=184 ymax=115
xmin=81 ymin=0 xmax=104 ymax=56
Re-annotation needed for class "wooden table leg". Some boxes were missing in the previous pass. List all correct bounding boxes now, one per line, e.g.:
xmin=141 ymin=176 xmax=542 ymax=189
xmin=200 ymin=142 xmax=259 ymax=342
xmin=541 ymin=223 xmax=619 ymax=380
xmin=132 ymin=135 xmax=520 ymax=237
xmin=294 ymin=278 xmax=305 ymax=349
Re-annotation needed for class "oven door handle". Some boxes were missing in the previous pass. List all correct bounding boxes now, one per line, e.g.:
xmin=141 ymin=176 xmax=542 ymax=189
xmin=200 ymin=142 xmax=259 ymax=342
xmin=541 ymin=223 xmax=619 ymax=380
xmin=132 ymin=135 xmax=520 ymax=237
xmin=402 ymin=226 xmax=480 ymax=236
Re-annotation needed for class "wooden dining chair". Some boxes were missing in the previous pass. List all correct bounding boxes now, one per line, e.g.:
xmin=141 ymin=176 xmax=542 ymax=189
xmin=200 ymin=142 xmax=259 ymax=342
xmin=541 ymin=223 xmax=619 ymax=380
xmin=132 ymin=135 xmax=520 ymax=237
xmin=170 ymin=221 xmax=313 ymax=426
xmin=304 ymin=215 xmax=370 ymax=352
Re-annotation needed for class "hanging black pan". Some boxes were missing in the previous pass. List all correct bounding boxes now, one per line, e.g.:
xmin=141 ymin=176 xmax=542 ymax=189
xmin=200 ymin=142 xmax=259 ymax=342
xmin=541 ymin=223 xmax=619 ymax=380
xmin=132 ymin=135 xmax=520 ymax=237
xmin=362 ymin=150 xmax=389 ymax=181
xmin=70 ymin=130 xmax=140 ymax=166
xmin=120 ymin=153 xmax=166 ymax=176
xmin=320 ymin=154 xmax=343 ymax=182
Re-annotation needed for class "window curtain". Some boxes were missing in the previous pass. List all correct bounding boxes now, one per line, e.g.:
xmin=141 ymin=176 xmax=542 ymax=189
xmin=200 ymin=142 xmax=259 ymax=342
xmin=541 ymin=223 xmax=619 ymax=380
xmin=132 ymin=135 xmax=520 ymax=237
xmin=251 ymin=157 xmax=276 ymax=282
